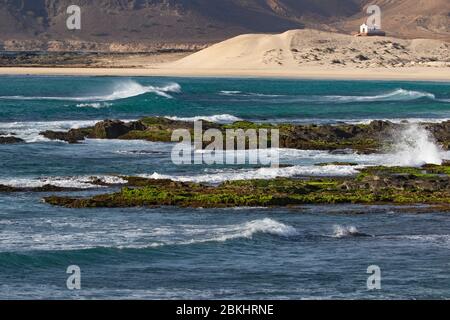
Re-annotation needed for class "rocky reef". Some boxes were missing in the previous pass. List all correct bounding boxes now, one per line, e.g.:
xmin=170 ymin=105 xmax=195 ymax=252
xmin=43 ymin=164 xmax=450 ymax=209
xmin=0 ymin=136 xmax=25 ymax=144
xmin=39 ymin=117 xmax=450 ymax=153
xmin=0 ymin=184 xmax=83 ymax=193
xmin=33 ymin=118 xmax=450 ymax=210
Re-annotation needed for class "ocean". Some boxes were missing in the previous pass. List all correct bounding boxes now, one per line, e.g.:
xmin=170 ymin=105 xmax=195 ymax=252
xmin=0 ymin=75 xmax=449 ymax=299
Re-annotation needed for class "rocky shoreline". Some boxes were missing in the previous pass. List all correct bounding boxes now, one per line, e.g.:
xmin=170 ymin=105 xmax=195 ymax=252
xmin=0 ymin=117 xmax=448 ymax=210
xmin=39 ymin=117 xmax=450 ymax=153
xmin=0 ymin=136 xmax=25 ymax=144
xmin=42 ymin=164 xmax=450 ymax=209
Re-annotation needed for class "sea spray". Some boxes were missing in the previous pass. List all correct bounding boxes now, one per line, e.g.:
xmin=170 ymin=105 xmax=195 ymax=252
xmin=387 ymin=124 xmax=443 ymax=166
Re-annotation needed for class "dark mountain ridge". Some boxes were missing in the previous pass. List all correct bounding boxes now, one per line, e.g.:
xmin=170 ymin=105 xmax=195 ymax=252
xmin=0 ymin=0 xmax=448 ymax=52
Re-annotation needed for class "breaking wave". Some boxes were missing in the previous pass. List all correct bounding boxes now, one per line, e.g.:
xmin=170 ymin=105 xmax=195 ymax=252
xmin=0 ymin=218 xmax=297 ymax=252
xmin=143 ymin=165 xmax=360 ymax=184
xmin=0 ymin=119 xmax=101 ymax=142
xmin=219 ymin=90 xmax=283 ymax=97
xmin=0 ymin=80 xmax=181 ymax=102
xmin=231 ymin=117 xmax=450 ymax=125
xmin=218 ymin=88 xmax=439 ymax=103
xmin=328 ymin=89 xmax=436 ymax=103
xmin=0 ymin=175 xmax=127 ymax=189
xmin=165 ymin=114 xmax=242 ymax=123
xmin=342 ymin=118 xmax=450 ymax=125
xmin=0 ymin=119 xmax=140 ymax=143
xmin=76 ymin=102 xmax=112 ymax=109
xmin=181 ymin=218 xmax=298 ymax=245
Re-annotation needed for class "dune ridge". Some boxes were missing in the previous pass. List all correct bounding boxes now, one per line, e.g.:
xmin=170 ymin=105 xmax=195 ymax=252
xmin=170 ymin=29 xmax=450 ymax=70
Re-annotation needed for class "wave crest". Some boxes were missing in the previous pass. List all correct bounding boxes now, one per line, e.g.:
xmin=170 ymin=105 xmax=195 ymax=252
xmin=0 ymin=218 xmax=297 ymax=252
xmin=220 ymin=218 xmax=298 ymax=240
xmin=0 ymin=80 xmax=181 ymax=102
xmin=76 ymin=102 xmax=112 ymax=109
xmin=144 ymin=164 xmax=359 ymax=184
xmin=330 ymin=89 xmax=435 ymax=103
xmin=165 ymin=114 xmax=242 ymax=123
xmin=217 ymin=88 xmax=438 ymax=103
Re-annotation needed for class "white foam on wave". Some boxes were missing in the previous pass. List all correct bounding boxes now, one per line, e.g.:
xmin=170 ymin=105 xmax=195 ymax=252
xmin=343 ymin=118 xmax=450 ymax=125
xmin=256 ymin=118 xmax=450 ymax=125
xmin=96 ymin=81 xmax=181 ymax=100
xmin=0 ymin=175 xmax=127 ymax=189
xmin=185 ymin=218 xmax=298 ymax=243
xmin=144 ymin=164 xmax=360 ymax=184
xmin=0 ymin=119 xmax=101 ymax=142
xmin=0 ymin=80 xmax=181 ymax=102
xmin=0 ymin=119 xmax=141 ymax=143
xmin=219 ymin=90 xmax=282 ymax=98
xmin=273 ymin=125 xmax=448 ymax=168
xmin=76 ymin=102 xmax=112 ymax=109
xmin=276 ymin=148 xmax=384 ymax=163
xmin=329 ymin=89 xmax=435 ymax=103
xmin=0 ymin=218 xmax=297 ymax=252
xmin=165 ymin=114 xmax=242 ymax=123
xmin=140 ymin=142 xmax=448 ymax=184
xmin=219 ymin=90 xmax=242 ymax=95
xmin=385 ymin=124 xmax=444 ymax=166
xmin=218 ymin=88 xmax=438 ymax=103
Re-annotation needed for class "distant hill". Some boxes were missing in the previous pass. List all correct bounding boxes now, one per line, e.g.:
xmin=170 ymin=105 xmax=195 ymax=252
xmin=335 ymin=0 xmax=450 ymax=40
xmin=0 ymin=0 xmax=448 ymax=52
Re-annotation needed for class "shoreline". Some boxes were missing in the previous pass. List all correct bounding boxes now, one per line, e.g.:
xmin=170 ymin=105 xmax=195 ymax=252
xmin=1 ymin=66 xmax=450 ymax=81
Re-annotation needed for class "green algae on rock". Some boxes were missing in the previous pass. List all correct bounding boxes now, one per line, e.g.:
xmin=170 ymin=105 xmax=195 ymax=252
xmin=39 ymin=117 xmax=450 ymax=153
xmin=43 ymin=164 xmax=450 ymax=209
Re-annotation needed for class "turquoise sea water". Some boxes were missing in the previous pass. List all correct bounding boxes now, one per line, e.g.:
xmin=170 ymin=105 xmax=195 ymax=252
xmin=0 ymin=76 xmax=449 ymax=299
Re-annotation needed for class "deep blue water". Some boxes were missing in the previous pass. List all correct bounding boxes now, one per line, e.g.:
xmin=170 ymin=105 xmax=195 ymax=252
xmin=0 ymin=76 xmax=449 ymax=299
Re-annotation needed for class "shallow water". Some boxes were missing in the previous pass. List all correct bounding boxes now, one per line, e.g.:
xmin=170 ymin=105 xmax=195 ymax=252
xmin=0 ymin=76 xmax=449 ymax=299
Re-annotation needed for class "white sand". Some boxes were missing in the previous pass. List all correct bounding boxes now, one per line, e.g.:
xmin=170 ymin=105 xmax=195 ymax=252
xmin=1 ymin=30 xmax=449 ymax=81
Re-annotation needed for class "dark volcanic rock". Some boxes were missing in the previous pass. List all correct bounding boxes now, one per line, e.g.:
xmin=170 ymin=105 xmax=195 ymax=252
xmin=37 ymin=118 xmax=450 ymax=152
xmin=42 ymin=164 xmax=450 ymax=209
xmin=40 ymin=128 xmax=90 ymax=143
xmin=40 ymin=120 xmax=147 ymax=142
xmin=0 ymin=185 xmax=17 ymax=192
xmin=90 ymin=120 xmax=147 ymax=139
xmin=0 ymin=136 xmax=25 ymax=144
xmin=424 ymin=121 xmax=450 ymax=149
xmin=0 ymin=184 xmax=84 ymax=193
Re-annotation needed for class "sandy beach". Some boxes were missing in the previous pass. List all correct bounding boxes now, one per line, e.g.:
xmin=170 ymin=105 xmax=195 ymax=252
xmin=1 ymin=65 xmax=449 ymax=81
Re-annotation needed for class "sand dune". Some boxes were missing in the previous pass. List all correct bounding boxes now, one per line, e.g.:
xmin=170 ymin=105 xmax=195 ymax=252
xmin=171 ymin=31 xmax=297 ymax=69
xmin=170 ymin=29 xmax=450 ymax=70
